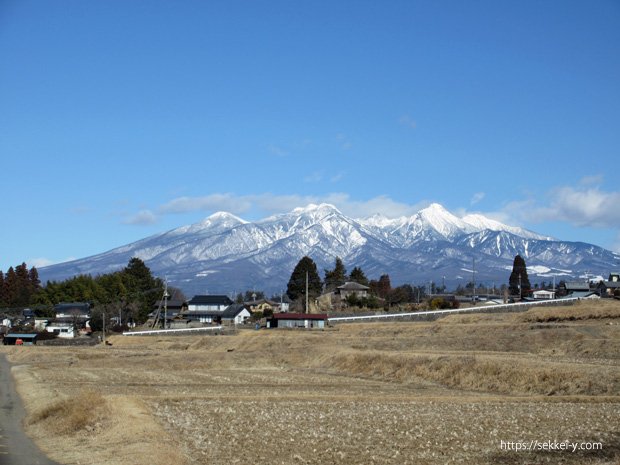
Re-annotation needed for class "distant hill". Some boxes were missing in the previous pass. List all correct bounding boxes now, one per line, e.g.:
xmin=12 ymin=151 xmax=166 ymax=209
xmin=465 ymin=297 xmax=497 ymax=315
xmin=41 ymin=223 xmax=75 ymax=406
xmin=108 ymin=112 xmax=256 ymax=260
xmin=40 ymin=203 xmax=620 ymax=295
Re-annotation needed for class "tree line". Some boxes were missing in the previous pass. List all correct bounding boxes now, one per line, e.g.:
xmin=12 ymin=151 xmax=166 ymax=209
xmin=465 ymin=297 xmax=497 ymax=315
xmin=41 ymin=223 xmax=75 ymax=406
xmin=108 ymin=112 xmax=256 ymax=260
xmin=0 ymin=263 xmax=41 ymax=308
xmin=1 ymin=258 xmax=165 ymax=324
xmin=286 ymin=254 xmax=539 ymax=311
xmin=286 ymin=256 xmax=450 ymax=311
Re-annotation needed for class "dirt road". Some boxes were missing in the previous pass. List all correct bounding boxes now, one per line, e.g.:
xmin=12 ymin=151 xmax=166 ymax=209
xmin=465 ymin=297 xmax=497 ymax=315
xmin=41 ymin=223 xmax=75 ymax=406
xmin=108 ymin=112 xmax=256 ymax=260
xmin=0 ymin=355 xmax=59 ymax=465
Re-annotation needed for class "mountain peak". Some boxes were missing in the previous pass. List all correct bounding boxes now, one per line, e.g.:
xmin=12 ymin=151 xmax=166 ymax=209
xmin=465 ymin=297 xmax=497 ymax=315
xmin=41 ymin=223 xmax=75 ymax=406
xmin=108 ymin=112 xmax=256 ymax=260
xmin=206 ymin=211 xmax=248 ymax=223
xmin=291 ymin=203 xmax=342 ymax=215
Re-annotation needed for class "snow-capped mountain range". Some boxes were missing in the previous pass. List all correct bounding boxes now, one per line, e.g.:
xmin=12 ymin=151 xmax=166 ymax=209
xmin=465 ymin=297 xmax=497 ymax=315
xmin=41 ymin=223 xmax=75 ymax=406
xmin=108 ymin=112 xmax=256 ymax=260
xmin=40 ymin=203 xmax=620 ymax=295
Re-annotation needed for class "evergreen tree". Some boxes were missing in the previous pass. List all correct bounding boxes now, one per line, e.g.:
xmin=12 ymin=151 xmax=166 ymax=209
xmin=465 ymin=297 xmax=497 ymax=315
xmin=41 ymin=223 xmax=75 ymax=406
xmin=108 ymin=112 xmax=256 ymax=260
xmin=4 ymin=267 xmax=17 ymax=306
xmin=121 ymin=257 xmax=163 ymax=322
xmin=508 ymin=255 xmax=531 ymax=296
xmin=324 ymin=257 xmax=347 ymax=292
xmin=286 ymin=256 xmax=322 ymax=311
xmin=377 ymin=274 xmax=392 ymax=299
xmin=15 ymin=263 xmax=32 ymax=306
xmin=349 ymin=266 xmax=369 ymax=286
xmin=0 ymin=271 xmax=4 ymax=306
xmin=29 ymin=266 xmax=41 ymax=290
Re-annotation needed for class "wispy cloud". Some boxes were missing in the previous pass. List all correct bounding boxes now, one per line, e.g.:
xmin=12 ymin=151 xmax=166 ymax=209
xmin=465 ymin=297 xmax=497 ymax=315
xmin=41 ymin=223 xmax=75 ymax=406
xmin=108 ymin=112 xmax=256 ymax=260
xmin=470 ymin=192 xmax=485 ymax=205
xmin=399 ymin=114 xmax=417 ymax=129
xmin=29 ymin=257 xmax=56 ymax=268
xmin=123 ymin=209 xmax=158 ymax=225
xmin=138 ymin=192 xmax=428 ymax=221
xmin=29 ymin=256 xmax=76 ymax=268
xmin=304 ymin=171 xmax=324 ymax=183
xmin=336 ymin=133 xmax=352 ymax=151
xmin=330 ymin=172 xmax=345 ymax=183
xmin=159 ymin=194 xmax=253 ymax=215
xmin=267 ymin=144 xmax=289 ymax=157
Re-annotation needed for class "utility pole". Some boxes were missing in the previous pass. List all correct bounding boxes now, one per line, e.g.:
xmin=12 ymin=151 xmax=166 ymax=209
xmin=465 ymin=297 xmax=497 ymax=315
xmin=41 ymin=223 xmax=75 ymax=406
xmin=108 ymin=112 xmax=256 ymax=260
xmin=472 ymin=257 xmax=476 ymax=305
xmin=102 ymin=311 xmax=106 ymax=345
xmin=305 ymin=271 xmax=309 ymax=314
xmin=519 ymin=273 xmax=522 ymax=300
xmin=163 ymin=280 xmax=169 ymax=329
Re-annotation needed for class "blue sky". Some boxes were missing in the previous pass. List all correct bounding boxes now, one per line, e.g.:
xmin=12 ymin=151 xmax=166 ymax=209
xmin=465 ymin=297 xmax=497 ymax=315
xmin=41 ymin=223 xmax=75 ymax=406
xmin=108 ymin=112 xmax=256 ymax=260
xmin=1 ymin=0 xmax=619 ymax=271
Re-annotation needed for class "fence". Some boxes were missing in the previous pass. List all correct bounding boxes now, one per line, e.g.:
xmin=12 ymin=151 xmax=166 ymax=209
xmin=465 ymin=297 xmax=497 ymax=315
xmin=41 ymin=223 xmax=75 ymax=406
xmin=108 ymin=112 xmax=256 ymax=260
xmin=123 ymin=326 xmax=224 ymax=336
xmin=327 ymin=297 xmax=581 ymax=323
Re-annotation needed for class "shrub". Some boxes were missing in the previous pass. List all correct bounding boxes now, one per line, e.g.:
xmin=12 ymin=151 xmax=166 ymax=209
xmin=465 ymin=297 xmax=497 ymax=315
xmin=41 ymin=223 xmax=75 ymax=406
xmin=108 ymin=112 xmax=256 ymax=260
xmin=29 ymin=389 xmax=109 ymax=434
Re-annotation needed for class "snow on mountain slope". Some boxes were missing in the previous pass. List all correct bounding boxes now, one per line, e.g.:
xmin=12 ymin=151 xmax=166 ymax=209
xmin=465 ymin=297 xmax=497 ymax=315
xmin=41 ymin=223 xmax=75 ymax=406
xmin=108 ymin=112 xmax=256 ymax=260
xmin=39 ymin=203 xmax=620 ymax=295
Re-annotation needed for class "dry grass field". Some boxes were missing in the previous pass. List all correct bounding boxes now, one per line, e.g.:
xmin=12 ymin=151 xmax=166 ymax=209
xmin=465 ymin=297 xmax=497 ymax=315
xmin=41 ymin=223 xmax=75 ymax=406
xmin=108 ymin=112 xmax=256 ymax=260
xmin=3 ymin=299 xmax=620 ymax=465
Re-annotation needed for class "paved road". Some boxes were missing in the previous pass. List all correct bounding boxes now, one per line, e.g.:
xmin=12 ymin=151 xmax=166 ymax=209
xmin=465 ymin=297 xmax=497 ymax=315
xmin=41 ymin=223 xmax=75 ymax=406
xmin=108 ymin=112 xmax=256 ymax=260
xmin=0 ymin=355 xmax=61 ymax=465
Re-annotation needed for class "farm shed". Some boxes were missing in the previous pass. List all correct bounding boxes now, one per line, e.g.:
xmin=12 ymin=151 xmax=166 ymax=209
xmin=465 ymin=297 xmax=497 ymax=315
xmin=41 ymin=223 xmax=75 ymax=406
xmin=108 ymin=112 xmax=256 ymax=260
xmin=268 ymin=313 xmax=328 ymax=329
xmin=221 ymin=304 xmax=251 ymax=325
xmin=3 ymin=333 xmax=38 ymax=345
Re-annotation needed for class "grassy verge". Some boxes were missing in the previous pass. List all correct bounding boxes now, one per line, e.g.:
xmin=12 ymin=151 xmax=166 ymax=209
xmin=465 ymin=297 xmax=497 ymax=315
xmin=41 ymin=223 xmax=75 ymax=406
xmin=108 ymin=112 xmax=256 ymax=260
xmin=28 ymin=389 xmax=109 ymax=435
xmin=326 ymin=351 xmax=619 ymax=396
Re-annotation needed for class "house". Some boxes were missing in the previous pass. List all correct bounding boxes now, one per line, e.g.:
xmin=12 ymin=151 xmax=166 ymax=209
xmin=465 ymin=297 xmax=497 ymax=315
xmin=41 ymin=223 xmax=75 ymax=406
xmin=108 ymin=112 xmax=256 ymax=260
xmin=221 ymin=304 xmax=251 ymax=325
xmin=268 ymin=313 xmax=328 ymax=329
xmin=597 ymin=280 xmax=620 ymax=297
xmin=182 ymin=295 xmax=235 ymax=324
xmin=187 ymin=295 xmax=233 ymax=312
xmin=54 ymin=302 xmax=91 ymax=323
xmin=153 ymin=299 xmax=186 ymax=317
xmin=336 ymin=282 xmax=370 ymax=299
xmin=149 ymin=299 xmax=187 ymax=325
xmin=183 ymin=311 xmax=223 ymax=324
xmin=532 ymin=289 xmax=556 ymax=300
xmin=559 ymin=282 xmax=591 ymax=296
xmin=608 ymin=273 xmax=620 ymax=282
xmin=45 ymin=324 xmax=76 ymax=338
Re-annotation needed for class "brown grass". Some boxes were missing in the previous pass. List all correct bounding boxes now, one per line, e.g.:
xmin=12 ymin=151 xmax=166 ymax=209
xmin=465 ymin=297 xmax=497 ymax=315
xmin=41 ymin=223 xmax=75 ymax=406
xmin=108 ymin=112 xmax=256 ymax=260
xmin=28 ymin=389 xmax=109 ymax=435
xmin=4 ymin=299 xmax=620 ymax=465
xmin=515 ymin=299 xmax=620 ymax=322
xmin=325 ymin=351 xmax=618 ymax=396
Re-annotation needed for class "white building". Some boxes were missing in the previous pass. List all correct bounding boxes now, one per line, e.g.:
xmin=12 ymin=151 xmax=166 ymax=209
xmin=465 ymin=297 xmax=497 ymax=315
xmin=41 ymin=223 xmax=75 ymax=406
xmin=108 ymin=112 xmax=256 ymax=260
xmin=532 ymin=289 xmax=556 ymax=300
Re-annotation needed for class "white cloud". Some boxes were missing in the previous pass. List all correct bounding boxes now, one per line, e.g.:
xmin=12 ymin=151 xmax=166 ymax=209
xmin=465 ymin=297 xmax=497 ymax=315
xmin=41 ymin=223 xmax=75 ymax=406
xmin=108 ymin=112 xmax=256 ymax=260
xmin=123 ymin=209 xmax=158 ymax=225
xmin=29 ymin=257 xmax=56 ymax=268
xmin=150 ymin=192 xmax=427 ymax=220
xmin=29 ymin=257 xmax=76 ymax=268
xmin=470 ymin=192 xmax=485 ymax=205
xmin=508 ymin=183 xmax=620 ymax=229
xmin=159 ymin=194 xmax=252 ymax=215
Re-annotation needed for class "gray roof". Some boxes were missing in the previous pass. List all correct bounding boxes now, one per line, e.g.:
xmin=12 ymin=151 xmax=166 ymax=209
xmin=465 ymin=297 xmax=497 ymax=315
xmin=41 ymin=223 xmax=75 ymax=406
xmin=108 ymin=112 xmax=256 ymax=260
xmin=54 ymin=302 xmax=91 ymax=315
xmin=563 ymin=282 xmax=590 ymax=291
xmin=221 ymin=304 xmax=249 ymax=318
xmin=599 ymin=281 xmax=620 ymax=289
xmin=188 ymin=295 xmax=233 ymax=306
xmin=337 ymin=282 xmax=370 ymax=290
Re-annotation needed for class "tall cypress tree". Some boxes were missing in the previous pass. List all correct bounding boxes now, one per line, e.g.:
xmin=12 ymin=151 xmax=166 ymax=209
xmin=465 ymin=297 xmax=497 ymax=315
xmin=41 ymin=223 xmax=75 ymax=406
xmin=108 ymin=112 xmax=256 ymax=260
xmin=4 ymin=267 xmax=17 ymax=306
xmin=29 ymin=266 xmax=41 ymax=291
xmin=287 ymin=256 xmax=322 ymax=311
xmin=15 ymin=263 xmax=32 ymax=306
xmin=509 ymin=255 xmax=531 ymax=297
